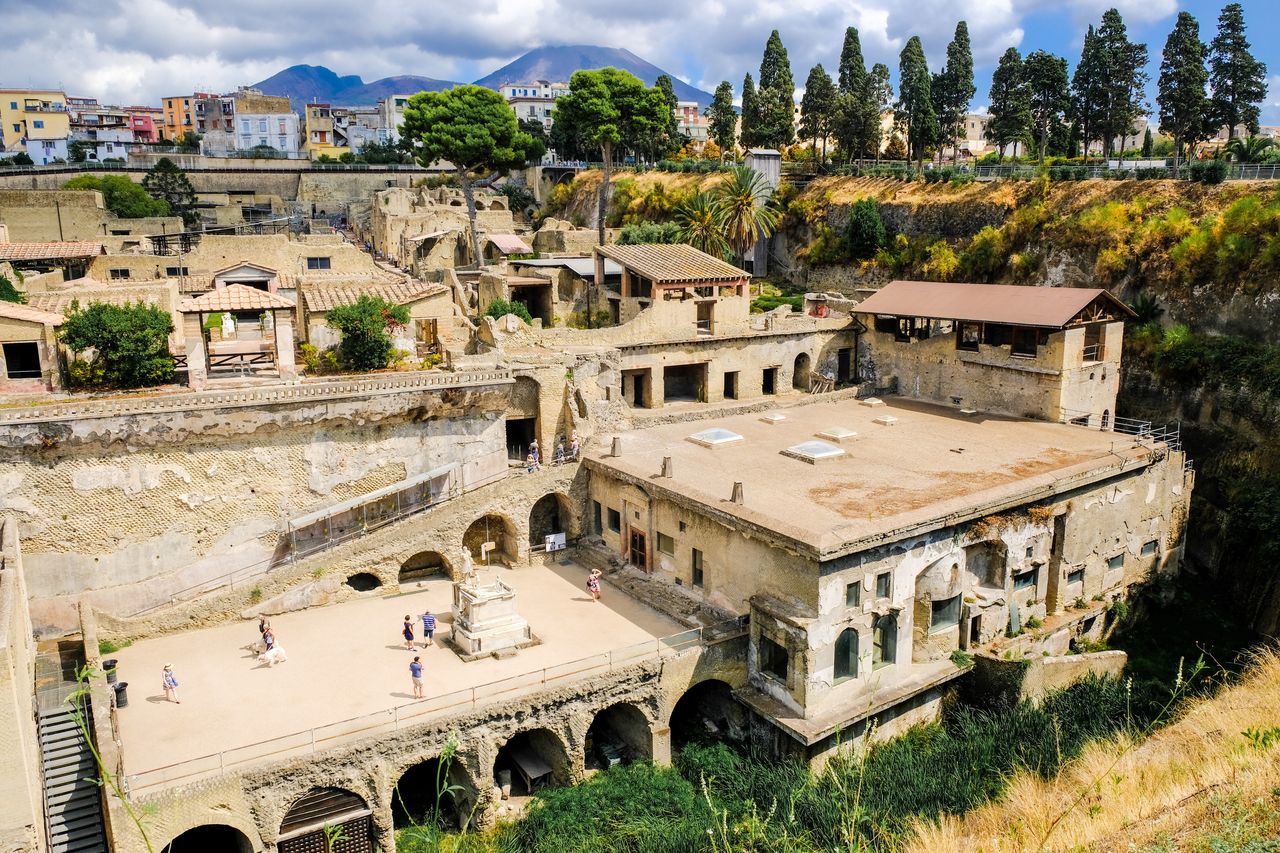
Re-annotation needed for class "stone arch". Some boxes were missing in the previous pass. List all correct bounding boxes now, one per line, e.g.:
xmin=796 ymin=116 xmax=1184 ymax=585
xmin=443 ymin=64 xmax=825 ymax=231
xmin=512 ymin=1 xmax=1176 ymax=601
xmin=493 ymin=727 xmax=571 ymax=795
xmin=792 ymin=352 xmax=812 ymax=391
xmin=462 ymin=513 xmax=518 ymax=565
xmin=391 ymin=755 xmax=477 ymax=831
xmin=279 ymin=787 xmax=373 ymax=853
xmin=669 ymin=679 xmax=745 ymax=749
xmin=506 ymin=376 xmax=542 ymax=462
xmin=586 ymin=702 xmax=653 ymax=768
xmin=399 ymin=550 xmax=452 ymax=585
xmin=528 ymin=492 xmax=575 ymax=546
xmin=160 ymin=824 xmax=255 ymax=853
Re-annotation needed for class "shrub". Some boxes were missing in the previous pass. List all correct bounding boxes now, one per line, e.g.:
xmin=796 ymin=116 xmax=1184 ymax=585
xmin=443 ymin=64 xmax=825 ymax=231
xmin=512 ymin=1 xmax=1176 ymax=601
xmin=62 ymin=174 xmax=170 ymax=219
xmin=483 ymin=298 xmax=532 ymax=324
xmin=325 ymin=296 xmax=411 ymax=372
xmin=0 ymin=273 xmax=24 ymax=304
xmin=59 ymin=301 xmax=175 ymax=389
xmin=959 ymin=226 xmax=1008 ymax=281
xmin=1188 ymin=159 xmax=1229 ymax=184
xmin=922 ymin=241 xmax=959 ymax=280
xmin=845 ymin=198 xmax=886 ymax=261
xmin=616 ymin=220 xmax=680 ymax=244
xmin=299 ymin=343 xmax=322 ymax=375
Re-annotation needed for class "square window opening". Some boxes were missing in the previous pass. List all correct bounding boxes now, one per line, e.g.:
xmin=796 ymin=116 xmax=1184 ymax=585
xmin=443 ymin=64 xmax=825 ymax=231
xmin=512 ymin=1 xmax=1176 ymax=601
xmin=875 ymin=572 xmax=892 ymax=599
xmin=1067 ymin=568 xmax=1085 ymax=586
xmin=845 ymin=582 xmax=860 ymax=608
xmin=930 ymin=595 xmax=961 ymax=632
xmin=656 ymin=532 xmax=674 ymax=555
xmin=1013 ymin=568 xmax=1038 ymax=591
xmin=759 ymin=636 xmax=788 ymax=682
xmin=606 ymin=508 xmax=620 ymax=533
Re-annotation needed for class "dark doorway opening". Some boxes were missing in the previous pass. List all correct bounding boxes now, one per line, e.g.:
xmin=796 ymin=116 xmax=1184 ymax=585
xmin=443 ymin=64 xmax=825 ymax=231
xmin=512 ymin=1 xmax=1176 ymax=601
xmin=723 ymin=370 xmax=738 ymax=400
xmin=762 ymin=367 xmax=778 ymax=395
xmin=628 ymin=530 xmax=647 ymax=569
xmin=670 ymin=680 xmax=745 ymax=749
xmin=506 ymin=417 xmax=535 ymax=462
xmin=792 ymin=353 xmax=811 ymax=391
xmin=586 ymin=703 xmax=652 ymax=770
xmin=2 ymin=342 xmax=41 ymax=379
xmin=837 ymin=347 xmax=852 ymax=384
xmin=399 ymin=551 xmax=449 ymax=585
xmin=345 ymin=572 xmax=381 ymax=592
xmin=493 ymin=729 xmax=569 ymax=796
xmin=663 ymin=363 xmax=706 ymax=403
xmin=392 ymin=758 xmax=473 ymax=831
xmin=162 ymin=825 xmax=253 ymax=853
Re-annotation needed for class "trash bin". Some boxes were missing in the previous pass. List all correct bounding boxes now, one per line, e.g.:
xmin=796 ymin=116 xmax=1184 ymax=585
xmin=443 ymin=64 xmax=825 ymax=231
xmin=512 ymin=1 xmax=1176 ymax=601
xmin=112 ymin=682 xmax=129 ymax=709
xmin=102 ymin=660 xmax=118 ymax=685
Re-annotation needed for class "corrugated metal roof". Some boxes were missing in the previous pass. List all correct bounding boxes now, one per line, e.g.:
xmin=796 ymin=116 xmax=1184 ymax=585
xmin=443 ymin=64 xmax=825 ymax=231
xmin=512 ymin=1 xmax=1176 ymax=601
xmin=514 ymin=257 xmax=623 ymax=279
xmin=303 ymin=281 xmax=448 ymax=312
xmin=856 ymin=280 xmax=1135 ymax=329
xmin=485 ymin=234 xmax=534 ymax=255
xmin=0 ymin=301 xmax=65 ymax=325
xmin=0 ymin=242 xmax=105 ymax=261
xmin=179 ymin=284 xmax=295 ymax=313
xmin=596 ymin=243 xmax=748 ymax=284
xmin=405 ymin=230 xmax=456 ymax=244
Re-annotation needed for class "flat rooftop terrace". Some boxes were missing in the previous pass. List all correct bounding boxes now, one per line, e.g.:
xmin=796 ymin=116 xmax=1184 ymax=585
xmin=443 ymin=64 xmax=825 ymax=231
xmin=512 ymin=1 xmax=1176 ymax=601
xmin=112 ymin=558 xmax=683 ymax=793
xmin=586 ymin=397 xmax=1160 ymax=559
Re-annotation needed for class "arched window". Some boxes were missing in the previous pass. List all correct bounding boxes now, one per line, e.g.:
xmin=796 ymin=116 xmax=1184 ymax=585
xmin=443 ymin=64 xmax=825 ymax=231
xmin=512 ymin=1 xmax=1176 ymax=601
xmin=872 ymin=615 xmax=897 ymax=669
xmin=834 ymin=628 xmax=858 ymax=681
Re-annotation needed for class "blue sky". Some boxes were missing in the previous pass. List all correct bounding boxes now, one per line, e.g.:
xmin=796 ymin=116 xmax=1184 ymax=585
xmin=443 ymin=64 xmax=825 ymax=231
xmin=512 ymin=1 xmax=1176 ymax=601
xmin=0 ymin=0 xmax=1274 ymax=123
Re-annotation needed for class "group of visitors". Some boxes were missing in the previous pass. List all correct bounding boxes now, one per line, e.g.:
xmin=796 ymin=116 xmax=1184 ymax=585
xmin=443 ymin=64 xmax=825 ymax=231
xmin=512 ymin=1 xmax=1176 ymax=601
xmin=403 ymin=610 xmax=437 ymax=699
xmin=525 ymin=433 xmax=581 ymax=473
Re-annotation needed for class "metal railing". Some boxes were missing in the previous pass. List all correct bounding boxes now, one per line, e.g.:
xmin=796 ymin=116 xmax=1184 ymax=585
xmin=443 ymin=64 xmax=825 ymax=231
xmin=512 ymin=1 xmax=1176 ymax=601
xmin=123 ymin=616 xmax=746 ymax=794
xmin=1081 ymin=343 xmax=1103 ymax=361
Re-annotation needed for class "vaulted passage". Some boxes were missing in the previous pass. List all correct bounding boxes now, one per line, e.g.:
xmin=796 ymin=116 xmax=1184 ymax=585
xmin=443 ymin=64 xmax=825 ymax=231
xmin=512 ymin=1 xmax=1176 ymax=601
xmin=399 ymin=550 xmax=451 ymax=584
xmin=391 ymin=756 xmax=476 ymax=831
xmin=161 ymin=825 xmax=253 ymax=853
xmin=493 ymin=728 xmax=570 ymax=796
xmin=586 ymin=702 xmax=652 ymax=770
xmin=669 ymin=679 xmax=746 ymax=749
xmin=278 ymin=787 xmax=373 ymax=853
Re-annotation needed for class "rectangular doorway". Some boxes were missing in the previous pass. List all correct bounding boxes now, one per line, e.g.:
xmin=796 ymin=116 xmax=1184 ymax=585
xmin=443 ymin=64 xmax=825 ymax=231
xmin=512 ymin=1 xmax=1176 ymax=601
xmin=762 ymin=367 xmax=778 ymax=395
xmin=506 ymin=417 xmax=535 ymax=462
xmin=837 ymin=347 xmax=852 ymax=384
xmin=663 ymin=363 xmax=706 ymax=404
xmin=723 ymin=370 xmax=739 ymax=400
xmin=968 ymin=615 xmax=981 ymax=647
xmin=628 ymin=530 xmax=647 ymax=569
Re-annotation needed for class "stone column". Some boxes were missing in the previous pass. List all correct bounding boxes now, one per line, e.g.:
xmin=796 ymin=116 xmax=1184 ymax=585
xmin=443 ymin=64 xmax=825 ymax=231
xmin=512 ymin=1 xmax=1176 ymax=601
xmin=650 ymin=724 xmax=673 ymax=766
xmin=181 ymin=311 xmax=208 ymax=390
xmin=40 ymin=324 xmax=64 ymax=392
xmin=274 ymin=310 xmax=297 ymax=382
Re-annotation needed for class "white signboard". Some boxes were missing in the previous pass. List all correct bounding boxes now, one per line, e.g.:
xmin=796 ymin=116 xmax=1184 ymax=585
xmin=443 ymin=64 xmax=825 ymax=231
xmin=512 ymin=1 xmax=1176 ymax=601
xmin=545 ymin=532 xmax=566 ymax=552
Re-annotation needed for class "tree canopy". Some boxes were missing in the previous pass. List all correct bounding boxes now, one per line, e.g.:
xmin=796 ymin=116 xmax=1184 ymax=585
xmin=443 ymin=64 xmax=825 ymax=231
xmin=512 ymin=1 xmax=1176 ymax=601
xmin=799 ymin=64 xmax=837 ymax=160
xmin=59 ymin=301 xmax=175 ymax=389
xmin=1208 ymin=2 xmax=1268 ymax=137
xmin=1095 ymin=9 xmax=1149 ymax=155
xmin=706 ymin=81 xmax=738 ymax=158
xmin=986 ymin=47 xmax=1032 ymax=161
xmin=401 ymin=85 xmax=542 ymax=264
xmin=1024 ymin=50 xmax=1070 ymax=165
xmin=62 ymin=175 xmax=170 ymax=219
xmin=326 ymin=295 xmax=411 ymax=372
xmin=142 ymin=158 xmax=198 ymax=229
xmin=756 ymin=30 xmax=797 ymax=150
xmin=1157 ymin=11 xmax=1211 ymax=171
xmin=896 ymin=36 xmax=938 ymax=165
xmin=933 ymin=22 xmax=975 ymax=164
xmin=740 ymin=74 xmax=762 ymax=149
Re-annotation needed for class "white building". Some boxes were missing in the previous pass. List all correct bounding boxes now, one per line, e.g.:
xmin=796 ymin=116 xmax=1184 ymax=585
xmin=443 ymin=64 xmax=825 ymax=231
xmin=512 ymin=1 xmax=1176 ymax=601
xmin=379 ymin=94 xmax=415 ymax=143
xmin=503 ymin=80 xmax=568 ymax=132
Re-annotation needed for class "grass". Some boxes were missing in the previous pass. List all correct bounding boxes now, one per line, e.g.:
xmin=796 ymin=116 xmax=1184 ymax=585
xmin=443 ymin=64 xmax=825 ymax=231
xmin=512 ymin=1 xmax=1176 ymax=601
xmin=98 ymin=638 xmax=132 ymax=655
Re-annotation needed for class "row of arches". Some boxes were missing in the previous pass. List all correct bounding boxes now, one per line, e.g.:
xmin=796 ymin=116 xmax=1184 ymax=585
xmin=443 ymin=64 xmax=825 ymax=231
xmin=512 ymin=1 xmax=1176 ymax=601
xmin=159 ymin=681 xmax=742 ymax=852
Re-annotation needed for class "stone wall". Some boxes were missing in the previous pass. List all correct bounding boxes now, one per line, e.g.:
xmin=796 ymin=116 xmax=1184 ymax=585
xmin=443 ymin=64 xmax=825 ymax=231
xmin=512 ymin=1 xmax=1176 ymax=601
xmin=0 ymin=519 xmax=42 ymax=853
xmin=0 ymin=372 xmax=513 ymax=633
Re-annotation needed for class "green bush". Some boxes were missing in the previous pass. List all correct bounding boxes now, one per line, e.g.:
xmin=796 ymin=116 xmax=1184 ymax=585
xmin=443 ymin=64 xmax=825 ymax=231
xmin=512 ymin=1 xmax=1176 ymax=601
xmin=0 ymin=273 xmax=24 ymax=304
xmin=959 ymin=226 xmax=1008 ymax=281
xmin=845 ymin=198 xmax=886 ymax=261
xmin=59 ymin=301 xmax=175 ymax=389
xmin=325 ymin=296 xmax=411 ymax=372
xmin=1188 ymin=159 xmax=1229 ymax=184
xmin=483 ymin=299 xmax=532 ymax=324
xmin=616 ymin=220 xmax=681 ymax=245
xmin=62 ymin=175 xmax=170 ymax=219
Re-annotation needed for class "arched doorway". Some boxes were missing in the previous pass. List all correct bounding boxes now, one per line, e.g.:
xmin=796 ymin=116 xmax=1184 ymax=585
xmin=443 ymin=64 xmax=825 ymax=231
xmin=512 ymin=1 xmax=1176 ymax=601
xmin=528 ymin=493 xmax=573 ymax=547
xmin=669 ymin=679 xmax=745 ymax=749
xmin=586 ymin=703 xmax=652 ymax=770
xmin=400 ymin=550 xmax=451 ymax=584
xmin=161 ymin=825 xmax=253 ymax=853
xmin=792 ymin=352 xmax=812 ymax=391
xmin=278 ymin=788 xmax=372 ymax=853
xmin=462 ymin=514 xmax=517 ymax=565
xmin=493 ymin=728 xmax=570 ymax=796
xmin=392 ymin=757 xmax=476 ymax=831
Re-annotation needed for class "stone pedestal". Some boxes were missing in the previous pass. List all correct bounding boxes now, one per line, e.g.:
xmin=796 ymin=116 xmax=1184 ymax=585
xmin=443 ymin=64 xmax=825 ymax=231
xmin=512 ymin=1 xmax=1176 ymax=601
xmin=451 ymin=576 xmax=531 ymax=657
xmin=181 ymin=312 xmax=208 ymax=390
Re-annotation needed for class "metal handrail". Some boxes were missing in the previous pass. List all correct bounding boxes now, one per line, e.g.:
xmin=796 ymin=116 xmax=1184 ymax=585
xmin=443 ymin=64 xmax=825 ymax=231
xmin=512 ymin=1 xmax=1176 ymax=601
xmin=123 ymin=615 xmax=747 ymax=793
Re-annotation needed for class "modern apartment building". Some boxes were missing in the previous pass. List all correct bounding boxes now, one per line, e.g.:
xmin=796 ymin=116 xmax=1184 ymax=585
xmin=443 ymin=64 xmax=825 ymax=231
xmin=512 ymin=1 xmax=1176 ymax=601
xmin=0 ymin=89 xmax=70 ymax=164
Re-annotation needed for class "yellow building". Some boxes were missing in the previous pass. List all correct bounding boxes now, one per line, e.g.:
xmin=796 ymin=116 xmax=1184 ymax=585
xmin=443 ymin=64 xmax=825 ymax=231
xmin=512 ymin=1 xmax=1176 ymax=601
xmin=303 ymin=103 xmax=345 ymax=160
xmin=0 ymin=90 xmax=70 ymax=164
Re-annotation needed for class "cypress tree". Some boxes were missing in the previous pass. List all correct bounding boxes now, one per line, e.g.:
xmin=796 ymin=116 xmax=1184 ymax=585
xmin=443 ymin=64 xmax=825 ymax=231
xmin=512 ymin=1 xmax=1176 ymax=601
xmin=1157 ymin=12 xmax=1210 ymax=173
xmin=1142 ymin=126 xmax=1153 ymax=157
xmin=935 ymin=22 xmax=975 ymax=164
xmin=758 ymin=30 xmax=797 ymax=149
xmin=986 ymin=47 xmax=1032 ymax=161
xmin=654 ymin=74 xmax=681 ymax=158
xmin=740 ymin=73 xmax=761 ymax=149
xmin=1208 ymin=2 xmax=1267 ymax=138
xmin=799 ymin=64 xmax=837 ymax=161
xmin=868 ymin=63 xmax=892 ymax=161
xmin=1095 ymin=9 xmax=1149 ymax=157
xmin=895 ymin=36 xmax=938 ymax=166
xmin=706 ymin=81 xmax=737 ymax=158
xmin=837 ymin=27 xmax=867 ymax=95
xmin=1071 ymin=25 xmax=1108 ymax=161
xmin=1024 ymin=50 xmax=1070 ymax=166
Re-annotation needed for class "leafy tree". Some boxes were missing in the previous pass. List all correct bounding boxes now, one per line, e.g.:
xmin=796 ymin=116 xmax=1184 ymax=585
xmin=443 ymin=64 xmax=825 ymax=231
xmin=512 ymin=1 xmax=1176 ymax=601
xmin=846 ymin=198 xmax=886 ymax=260
xmin=1157 ymin=11 xmax=1211 ymax=173
xmin=174 ymin=132 xmax=202 ymax=153
xmin=554 ymin=68 xmax=668 ymax=245
xmin=67 ymin=140 xmax=90 ymax=163
xmin=62 ymin=175 xmax=170 ymax=219
xmin=706 ymin=82 xmax=738 ymax=158
xmin=483 ymin=298 xmax=533 ymax=324
xmin=799 ymin=64 xmax=837 ymax=162
xmin=1024 ymin=50 xmax=1070 ymax=166
xmin=757 ymin=31 xmax=797 ymax=150
xmin=895 ymin=36 xmax=938 ymax=166
xmin=838 ymin=26 xmax=867 ymax=96
xmin=716 ymin=166 xmax=780 ymax=263
xmin=986 ymin=48 xmax=1032 ymax=161
xmin=868 ymin=64 xmax=893 ymax=161
xmin=884 ymin=133 xmax=907 ymax=160
xmin=142 ymin=157 xmax=198 ymax=229
xmin=401 ymin=85 xmax=541 ymax=265
xmin=1071 ymin=25 xmax=1109 ymax=160
xmin=59 ymin=301 xmax=175 ymax=389
xmin=674 ymin=193 xmax=730 ymax=258
xmin=1223 ymin=134 xmax=1275 ymax=163
xmin=0 ymin=274 xmax=25 ymax=304
xmin=326 ymin=295 xmax=411 ymax=371
xmin=357 ymin=139 xmax=413 ymax=164
xmin=740 ymin=73 xmax=762 ymax=149
xmin=1096 ymin=8 xmax=1149 ymax=157
xmin=933 ymin=22 xmax=976 ymax=164
xmin=1208 ymin=3 xmax=1267 ymax=138
xmin=653 ymin=74 xmax=682 ymax=159
xmin=616 ymin=221 xmax=680 ymax=244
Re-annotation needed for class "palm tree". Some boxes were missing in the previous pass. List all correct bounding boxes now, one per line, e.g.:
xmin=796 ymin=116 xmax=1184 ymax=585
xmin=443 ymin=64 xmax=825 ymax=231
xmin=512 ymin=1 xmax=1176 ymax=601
xmin=715 ymin=166 xmax=781 ymax=265
xmin=674 ymin=192 xmax=730 ymax=259
xmin=1223 ymin=134 xmax=1275 ymax=163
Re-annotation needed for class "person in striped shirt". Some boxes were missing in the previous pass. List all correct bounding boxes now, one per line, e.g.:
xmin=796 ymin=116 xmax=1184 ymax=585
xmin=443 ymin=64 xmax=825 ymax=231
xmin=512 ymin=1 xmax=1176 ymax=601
xmin=420 ymin=610 xmax=436 ymax=647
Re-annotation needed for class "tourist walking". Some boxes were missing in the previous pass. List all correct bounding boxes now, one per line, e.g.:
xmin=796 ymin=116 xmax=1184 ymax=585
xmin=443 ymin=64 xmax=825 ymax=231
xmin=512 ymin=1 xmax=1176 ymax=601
xmin=569 ymin=432 xmax=580 ymax=461
xmin=420 ymin=610 xmax=436 ymax=647
xmin=263 ymin=627 xmax=276 ymax=652
xmin=162 ymin=664 xmax=180 ymax=704
xmin=402 ymin=615 xmax=415 ymax=650
xmin=525 ymin=451 xmax=538 ymax=474
xmin=410 ymin=656 xmax=424 ymax=699
xmin=554 ymin=437 xmax=566 ymax=465
xmin=587 ymin=568 xmax=602 ymax=602
xmin=530 ymin=438 xmax=540 ymax=465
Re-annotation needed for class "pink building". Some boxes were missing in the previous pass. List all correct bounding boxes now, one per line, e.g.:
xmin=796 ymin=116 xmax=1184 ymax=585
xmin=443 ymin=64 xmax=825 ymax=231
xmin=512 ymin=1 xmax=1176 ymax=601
xmin=126 ymin=107 xmax=163 ymax=143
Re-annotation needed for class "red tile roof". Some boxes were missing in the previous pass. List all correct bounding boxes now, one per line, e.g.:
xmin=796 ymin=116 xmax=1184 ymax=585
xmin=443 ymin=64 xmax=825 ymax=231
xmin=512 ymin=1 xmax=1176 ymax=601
xmin=179 ymin=284 xmax=295 ymax=313
xmin=302 ymin=281 xmax=448 ymax=313
xmin=856 ymin=281 xmax=1136 ymax=329
xmin=0 ymin=301 xmax=65 ymax=326
xmin=0 ymin=242 xmax=106 ymax=262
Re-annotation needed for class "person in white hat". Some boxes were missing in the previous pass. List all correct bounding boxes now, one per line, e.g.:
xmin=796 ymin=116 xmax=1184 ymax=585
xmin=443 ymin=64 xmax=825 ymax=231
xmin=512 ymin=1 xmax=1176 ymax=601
xmin=162 ymin=664 xmax=180 ymax=704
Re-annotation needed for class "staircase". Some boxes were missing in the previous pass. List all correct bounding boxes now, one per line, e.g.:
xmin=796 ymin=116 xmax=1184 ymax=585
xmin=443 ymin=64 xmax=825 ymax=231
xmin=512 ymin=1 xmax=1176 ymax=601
xmin=39 ymin=703 xmax=106 ymax=853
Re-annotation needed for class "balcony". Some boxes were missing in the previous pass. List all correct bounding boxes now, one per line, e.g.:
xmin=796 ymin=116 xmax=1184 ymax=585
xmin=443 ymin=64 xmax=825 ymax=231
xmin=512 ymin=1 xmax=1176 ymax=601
xmin=23 ymin=101 xmax=65 ymax=113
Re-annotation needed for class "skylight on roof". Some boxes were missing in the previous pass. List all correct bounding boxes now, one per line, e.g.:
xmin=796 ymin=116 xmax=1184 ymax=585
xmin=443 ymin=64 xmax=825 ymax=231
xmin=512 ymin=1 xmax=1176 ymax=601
xmin=782 ymin=440 xmax=846 ymax=464
xmin=687 ymin=427 xmax=744 ymax=448
xmin=816 ymin=426 xmax=858 ymax=443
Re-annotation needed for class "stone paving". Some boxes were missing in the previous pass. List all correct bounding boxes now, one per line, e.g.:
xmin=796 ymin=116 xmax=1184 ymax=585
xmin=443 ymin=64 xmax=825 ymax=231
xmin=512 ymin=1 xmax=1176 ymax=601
xmin=111 ymin=558 xmax=681 ymax=778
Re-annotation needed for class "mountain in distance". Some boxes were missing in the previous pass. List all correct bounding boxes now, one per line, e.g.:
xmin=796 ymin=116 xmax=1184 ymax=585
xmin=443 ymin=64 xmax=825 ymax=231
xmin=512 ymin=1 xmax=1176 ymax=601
xmin=251 ymin=65 xmax=459 ymax=110
xmin=474 ymin=45 xmax=713 ymax=104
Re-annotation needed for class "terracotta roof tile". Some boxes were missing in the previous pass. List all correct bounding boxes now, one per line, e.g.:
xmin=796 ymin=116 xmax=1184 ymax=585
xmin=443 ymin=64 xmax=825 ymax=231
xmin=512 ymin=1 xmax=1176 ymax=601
xmin=28 ymin=286 xmax=166 ymax=315
xmin=179 ymin=284 xmax=295 ymax=313
xmin=302 ymin=281 xmax=448 ymax=312
xmin=596 ymin=243 xmax=748 ymax=284
xmin=0 ymin=242 xmax=106 ymax=261
xmin=0 ymin=301 xmax=65 ymax=325
xmin=486 ymin=234 xmax=534 ymax=255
